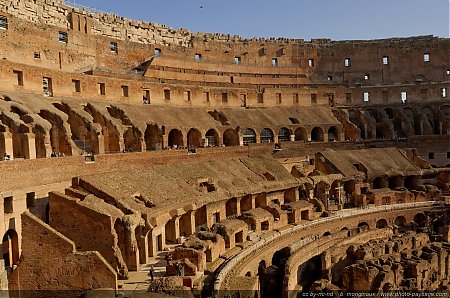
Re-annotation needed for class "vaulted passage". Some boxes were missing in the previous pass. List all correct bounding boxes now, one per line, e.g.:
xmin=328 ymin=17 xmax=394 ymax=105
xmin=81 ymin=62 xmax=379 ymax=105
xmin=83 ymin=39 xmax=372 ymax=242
xmin=145 ymin=124 xmax=163 ymax=150
xmin=168 ymin=129 xmax=183 ymax=148
xmin=187 ymin=128 xmax=202 ymax=147
xmin=223 ymin=129 xmax=239 ymax=146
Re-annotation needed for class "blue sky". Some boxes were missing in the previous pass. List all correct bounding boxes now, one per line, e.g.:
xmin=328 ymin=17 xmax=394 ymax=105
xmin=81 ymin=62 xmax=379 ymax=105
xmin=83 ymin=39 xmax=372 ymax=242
xmin=68 ymin=0 xmax=449 ymax=40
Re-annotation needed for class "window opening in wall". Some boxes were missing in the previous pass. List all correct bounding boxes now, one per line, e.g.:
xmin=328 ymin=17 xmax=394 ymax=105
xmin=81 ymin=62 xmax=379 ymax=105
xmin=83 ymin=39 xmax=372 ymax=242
xmin=194 ymin=53 xmax=202 ymax=61
xmin=344 ymin=58 xmax=351 ymax=67
xmin=441 ymin=88 xmax=447 ymax=98
xmin=345 ymin=93 xmax=352 ymax=103
xmin=222 ymin=93 xmax=228 ymax=103
xmin=429 ymin=152 xmax=434 ymax=159
xmin=4 ymin=196 xmax=13 ymax=214
xmin=0 ymin=16 xmax=7 ymax=30
xmin=401 ymin=91 xmax=407 ymax=103
xmin=58 ymin=31 xmax=68 ymax=43
xmin=26 ymin=192 xmax=35 ymax=208
xmin=363 ymin=92 xmax=370 ymax=102
xmin=309 ymin=158 xmax=315 ymax=166
xmin=121 ymin=86 xmax=129 ymax=97
xmin=272 ymin=58 xmax=278 ymax=67
xmin=240 ymin=93 xmax=247 ymax=107
xmin=327 ymin=76 xmax=333 ymax=81
xmin=230 ymin=76 xmax=234 ymax=83
xmin=164 ymin=89 xmax=171 ymax=100
xmin=154 ymin=48 xmax=161 ymax=56
xmin=364 ymin=74 xmax=370 ymax=80
xmin=276 ymin=93 xmax=282 ymax=104
xmin=98 ymin=83 xmax=106 ymax=95
xmin=43 ymin=77 xmax=53 ymax=97
xmin=382 ymin=56 xmax=389 ymax=65
xmin=34 ymin=52 xmax=41 ymax=59
xmin=185 ymin=90 xmax=191 ymax=101
xmin=235 ymin=56 xmax=241 ymax=64
xmin=293 ymin=93 xmax=299 ymax=104
xmin=421 ymin=89 xmax=428 ymax=100
xmin=110 ymin=42 xmax=118 ymax=53
xmin=447 ymin=152 xmax=450 ymax=159
xmin=213 ymin=212 xmax=220 ymax=224
xmin=72 ymin=79 xmax=81 ymax=93
xmin=13 ymin=70 xmax=23 ymax=86
xmin=447 ymin=69 xmax=450 ymax=75
xmin=143 ymin=89 xmax=150 ymax=104
xmin=308 ymin=59 xmax=314 ymax=67
xmin=311 ymin=93 xmax=317 ymax=105
xmin=423 ymin=53 xmax=430 ymax=62
xmin=257 ymin=93 xmax=264 ymax=103
xmin=203 ymin=92 xmax=210 ymax=102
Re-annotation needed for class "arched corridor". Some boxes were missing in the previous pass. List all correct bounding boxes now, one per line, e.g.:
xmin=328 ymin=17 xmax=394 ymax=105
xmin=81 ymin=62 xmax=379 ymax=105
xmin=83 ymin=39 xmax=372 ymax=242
xmin=311 ymin=127 xmax=324 ymax=142
xmin=168 ymin=129 xmax=183 ymax=148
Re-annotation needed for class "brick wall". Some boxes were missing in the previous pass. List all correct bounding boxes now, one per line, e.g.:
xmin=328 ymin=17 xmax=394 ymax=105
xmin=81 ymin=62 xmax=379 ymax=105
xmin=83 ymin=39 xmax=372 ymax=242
xmin=8 ymin=212 xmax=117 ymax=296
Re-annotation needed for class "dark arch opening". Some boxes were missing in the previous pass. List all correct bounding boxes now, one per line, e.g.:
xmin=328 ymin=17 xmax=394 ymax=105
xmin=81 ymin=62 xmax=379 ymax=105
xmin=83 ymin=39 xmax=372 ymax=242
xmin=327 ymin=126 xmax=339 ymax=141
xmin=205 ymin=129 xmax=219 ymax=146
xmin=187 ymin=128 xmax=202 ymax=147
xmin=294 ymin=127 xmax=308 ymax=141
xmin=278 ymin=127 xmax=291 ymax=142
xmin=223 ymin=129 xmax=239 ymax=146
xmin=145 ymin=124 xmax=163 ymax=151
xmin=260 ymin=128 xmax=274 ymax=143
xmin=243 ymin=128 xmax=256 ymax=145
xmin=311 ymin=127 xmax=324 ymax=142
xmin=376 ymin=219 xmax=388 ymax=229
xmin=168 ymin=129 xmax=183 ymax=148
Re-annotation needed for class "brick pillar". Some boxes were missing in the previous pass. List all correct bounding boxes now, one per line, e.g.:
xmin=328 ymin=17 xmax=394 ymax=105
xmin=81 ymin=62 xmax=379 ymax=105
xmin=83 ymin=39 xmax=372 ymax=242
xmin=0 ymin=132 xmax=13 ymax=159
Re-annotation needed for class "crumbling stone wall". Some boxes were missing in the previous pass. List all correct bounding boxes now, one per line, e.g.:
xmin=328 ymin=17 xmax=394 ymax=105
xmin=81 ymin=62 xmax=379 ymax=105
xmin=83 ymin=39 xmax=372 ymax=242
xmin=8 ymin=212 xmax=117 ymax=297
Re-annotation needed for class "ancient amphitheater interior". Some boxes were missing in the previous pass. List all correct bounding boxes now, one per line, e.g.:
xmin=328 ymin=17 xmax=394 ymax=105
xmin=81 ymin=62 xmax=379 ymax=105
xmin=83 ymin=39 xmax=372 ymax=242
xmin=0 ymin=1 xmax=449 ymax=297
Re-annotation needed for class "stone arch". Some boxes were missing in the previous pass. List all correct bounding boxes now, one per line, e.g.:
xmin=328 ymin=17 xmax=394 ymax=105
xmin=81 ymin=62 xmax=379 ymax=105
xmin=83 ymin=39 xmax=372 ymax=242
xmin=2 ymin=229 xmax=19 ymax=269
xmin=357 ymin=222 xmax=370 ymax=232
xmin=323 ymin=231 xmax=331 ymax=236
xmin=278 ymin=127 xmax=291 ymax=142
xmin=394 ymin=216 xmax=406 ymax=227
xmin=327 ymin=126 xmax=339 ymax=141
xmin=187 ymin=128 xmax=202 ymax=147
xmin=260 ymin=128 xmax=274 ymax=143
xmin=37 ymin=110 xmax=73 ymax=156
xmin=294 ymin=127 xmax=308 ymax=141
xmin=243 ymin=128 xmax=256 ymax=145
xmin=205 ymin=129 xmax=219 ymax=146
xmin=53 ymin=103 xmax=101 ymax=154
xmin=226 ymin=197 xmax=239 ymax=218
xmin=376 ymin=219 xmax=388 ymax=229
xmin=123 ymin=127 xmax=142 ymax=152
xmin=422 ymin=106 xmax=439 ymax=135
xmin=84 ymin=103 xmax=121 ymax=154
xmin=403 ymin=107 xmax=420 ymax=135
xmin=348 ymin=109 xmax=367 ymax=139
xmin=168 ymin=129 xmax=183 ymax=148
xmin=310 ymin=127 xmax=324 ymax=142
xmin=373 ymin=177 xmax=388 ymax=189
xmin=145 ymin=124 xmax=163 ymax=151
xmin=223 ymin=128 xmax=239 ymax=146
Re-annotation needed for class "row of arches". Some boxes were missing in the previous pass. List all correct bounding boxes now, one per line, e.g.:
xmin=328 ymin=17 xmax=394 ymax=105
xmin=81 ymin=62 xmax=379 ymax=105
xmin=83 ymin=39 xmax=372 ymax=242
xmin=158 ymin=126 xmax=341 ymax=149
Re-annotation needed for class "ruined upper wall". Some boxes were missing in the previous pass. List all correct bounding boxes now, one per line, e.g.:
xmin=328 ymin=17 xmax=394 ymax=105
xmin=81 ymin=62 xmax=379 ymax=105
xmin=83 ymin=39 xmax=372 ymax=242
xmin=1 ymin=0 xmax=447 ymax=48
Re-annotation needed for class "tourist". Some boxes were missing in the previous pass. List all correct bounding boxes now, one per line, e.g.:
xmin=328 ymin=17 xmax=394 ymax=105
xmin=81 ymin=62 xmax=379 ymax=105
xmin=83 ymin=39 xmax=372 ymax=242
xmin=149 ymin=266 xmax=155 ymax=283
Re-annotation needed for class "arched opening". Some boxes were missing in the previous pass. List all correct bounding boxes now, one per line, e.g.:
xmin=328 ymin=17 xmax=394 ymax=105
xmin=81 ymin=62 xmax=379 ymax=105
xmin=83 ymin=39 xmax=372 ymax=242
xmin=394 ymin=216 xmax=406 ymax=227
xmin=114 ymin=220 xmax=126 ymax=259
xmin=145 ymin=124 xmax=163 ymax=151
xmin=357 ymin=222 xmax=370 ymax=232
xmin=205 ymin=129 xmax=219 ymax=147
xmin=349 ymin=109 xmax=366 ymax=139
xmin=388 ymin=176 xmax=403 ymax=189
xmin=373 ymin=177 xmax=387 ymax=189
xmin=168 ymin=129 xmax=183 ymax=148
xmin=187 ymin=128 xmax=202 ymax=147
xmin=297 ymin=254 xmax=322 ymax=291
xmin=404 ymin=176 xmax=418 ymax=190
xmin=123 ymin=127 xmax=142 ymax=152
xmin=277 ymin=127 xmax=291 ymax=142
xmin=294 ymin=127 xmax=308 ymax=141
xmin=243 ymin=128 xmax=256 ymax=145
xmin=223 ymin=129 xmax=239 ymax=146
xmin=260 ymin=128 xmax=274 ymax=143
xmin=323 ymin=231 xmax=331 ymax=236
xmin=311 ymin=127 xmax=324 ymax=142
xmin=2 ymin=229 xmax=19 ymax=269
xmin=327 ymin=126 xmax=339 ymax=142
xmin=165 ymin=218 xmax=177 ymax=244
xmin=376 ymin=219 xmax=388 ymax=229
xmin=403 ymin=107 xmax=420 ymax=135
xmin=413 ymin=213 xmax=426 ymax=227
xmin=225 ymin=197 xmax=238 ymax=217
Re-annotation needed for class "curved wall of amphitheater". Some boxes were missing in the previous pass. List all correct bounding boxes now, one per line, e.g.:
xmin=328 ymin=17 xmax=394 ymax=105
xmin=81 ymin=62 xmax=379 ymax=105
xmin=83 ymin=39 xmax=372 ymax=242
xmin=0 ymin=0 xmax=448 ymax=296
